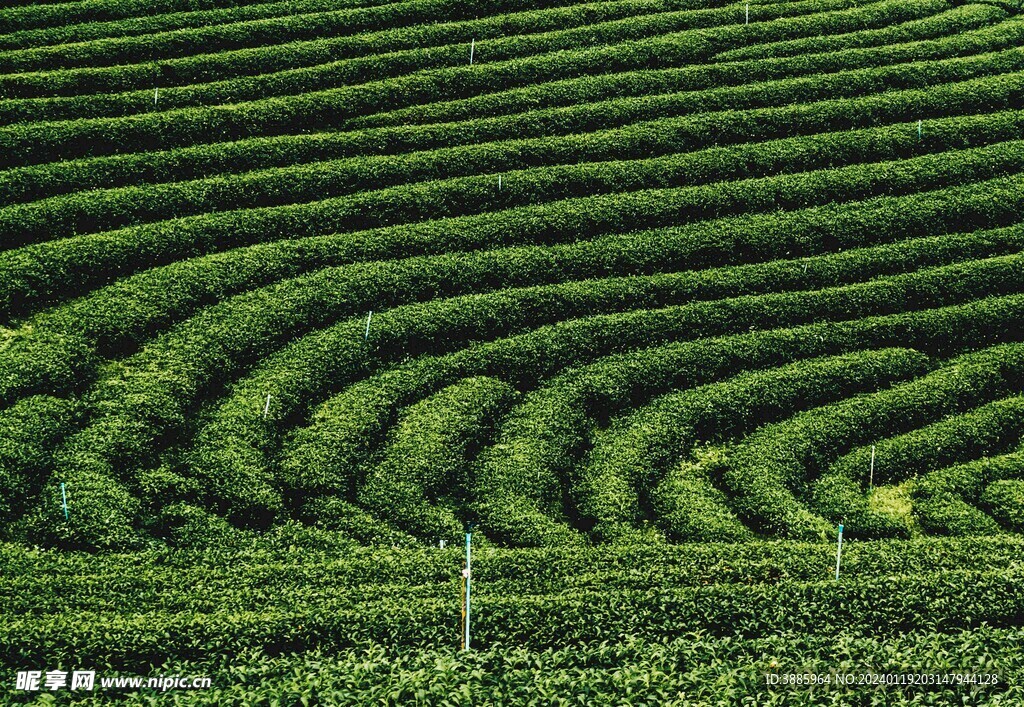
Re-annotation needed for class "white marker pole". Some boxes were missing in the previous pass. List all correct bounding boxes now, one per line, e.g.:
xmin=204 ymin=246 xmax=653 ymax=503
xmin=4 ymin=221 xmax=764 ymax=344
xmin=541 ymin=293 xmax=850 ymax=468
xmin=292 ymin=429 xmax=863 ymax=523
xmin=835 ymin=523 xmax=844 ymax=581
xmin=263 ymin=393 xmax=271 ymax=420
xmin=61 ymin=483 xmax=68 ymax=520
xmin=745 ymin=3 xmax=749 ymax=24
xmin=498 ymin=174 xmax=502 ymax=192
xmin=464 ymin=530 xmax=472 ymax=650
xmin=917 ymin=119 xmax=922 ymax=140
xmin=154 ymin=87 xmax=159 ymax=106
xmin=869 ymin=445 xmax=876 ymax=490
xmin=469 ymin=38 xmax=475 ymax=65
xmin=364 ymin=310 xmax=373 ymax=340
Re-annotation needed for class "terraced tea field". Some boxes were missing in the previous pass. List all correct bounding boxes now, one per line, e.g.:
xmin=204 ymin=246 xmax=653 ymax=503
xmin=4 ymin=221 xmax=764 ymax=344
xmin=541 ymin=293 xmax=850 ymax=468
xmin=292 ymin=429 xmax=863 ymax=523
xmin=1 ymin=0 xmax=1023 ymax=703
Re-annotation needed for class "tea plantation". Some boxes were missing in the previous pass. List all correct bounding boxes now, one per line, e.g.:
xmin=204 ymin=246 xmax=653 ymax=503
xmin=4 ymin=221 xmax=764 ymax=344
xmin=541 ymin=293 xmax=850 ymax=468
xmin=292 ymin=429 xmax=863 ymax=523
xmin=1 ymin=0 xmax=1023 ymax=703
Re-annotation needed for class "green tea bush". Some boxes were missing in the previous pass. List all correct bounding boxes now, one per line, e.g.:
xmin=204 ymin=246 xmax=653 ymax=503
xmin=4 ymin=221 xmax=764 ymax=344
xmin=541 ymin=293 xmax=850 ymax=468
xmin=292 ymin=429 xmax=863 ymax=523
xmin=981 ymin=479 xmax=1024 ymax=531
xmin=580 ymin=349 xmax=934 ymax=541
xmin=6 ymin=19 xmax=1019 ymax=204
xmin=357 ymin=377 xmax=516 ymax=544
xmin=913 ymin=448 xmax=1024 ymax=533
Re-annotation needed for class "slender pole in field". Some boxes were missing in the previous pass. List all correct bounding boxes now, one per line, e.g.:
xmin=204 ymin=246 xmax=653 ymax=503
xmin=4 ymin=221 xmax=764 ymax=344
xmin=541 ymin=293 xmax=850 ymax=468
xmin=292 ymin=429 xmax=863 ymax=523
xmin=869 ymin=445 xmax=876 ymax=490
xmin=263 ymin=393 xmax=271 ymax=420
xmin=745 ymin=3 xmax=749 ymax=24
xmin=60 ymin=483 xmax=68 ymax=520
xmin=835 ymin=523 xmax=844 ymax=581
xmin=470 ymin=38 xmax=475 ymax=65
xmin=364 ymin=310 xmax=373 ymax=340
xmin=498 ymin=174 xmax=502 ymax=192
xmin=917 ymin=120 xmax=922 ymax=140
xmin=464 ymin=530 xmax=472 ymax=650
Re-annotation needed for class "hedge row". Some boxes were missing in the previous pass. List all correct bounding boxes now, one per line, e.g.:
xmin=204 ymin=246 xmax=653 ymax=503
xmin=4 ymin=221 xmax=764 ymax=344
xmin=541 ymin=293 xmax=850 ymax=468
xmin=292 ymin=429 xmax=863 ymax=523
xmin=8 ymin=106 xmax=1024 ymax=255
xmin=0 ymin=0 xmax=399 ymax=52
xmin=0 ymin=326 xmax=97 ymax=409
xmin=913 ymin=447 xmax=1024 ymax=534
xmin=24 ymin=629 xmax=1020 ymax=706
xmin=724 ymin=341 xmax=1024 ymax=540
xmin=0 ymin=0 xmax=851 ymax=116
xmin=0 ymin=0 xmax=957 ymax=167
xmin=981 ymin=478 xmax=1024 ymax=531
xmin=353 ymin=20 xmax=1024 ymax=129
xmin=277 ymin=294 xmax=1024 ymax=532
xmin=0 ymin=395 xmax=77 ymax=524
xmin=1 ymin=567 xmax=1022 ymax=666
xmin=0 ymin=0 xmax=789 ymax=100
xmin=356 ymin=377 xmax=517 ymax=544
xmin=815 ymin=395 xmax=1024 ymax=538
xmin=470 ymin=256 xmax=1024 ymax=545
xmin=4 ymin=135 xmax=1023 ymax=323
xmin=5 ymin=15 xmax=1017 ymax=204
xmin=828 ymin=395 xmax=1024 ymax=484
xmin=713 ymin=1 xmax=1006 ymax=60
xmin=185 ymin=223 xmax=1024 ymax=537
xmin=0 ymin=0 xmax=600 ymax=73
xmin=579 ymin=350 xmax=934 ymax=543
xmin=0 ymin=0 xmax=318 ymax=34
xmin=4 ymin=528 xmax=1019 ymax=610
xmin=4 ymin=535 xmax=1023 ymax=606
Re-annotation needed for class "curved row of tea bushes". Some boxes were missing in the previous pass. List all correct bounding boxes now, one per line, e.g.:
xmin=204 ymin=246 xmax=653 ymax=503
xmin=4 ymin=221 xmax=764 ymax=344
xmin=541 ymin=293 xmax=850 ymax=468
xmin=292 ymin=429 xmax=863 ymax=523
xmin=814 ymin=395 xmax=1024 ymax=538
xmin=0 ymin=0 xmax=868 ymax=120
xmin=0 ymin=0 xmax=603 ymax=73
xmin=913 ymin=447 xmax=1024 ymax=534
xmin=726 ymin=342 xmax=1024 ymax=539
xmin=357 ymin=377 xmax=517 ymax=544
xmin=579 ymin=349 xmax=934 ymax=542
xmin=6 ymin=107 xmax=1023 ymax=250
xmin=2 ymin=139 xmax=1021 ymax=322
xmin=714 ymin=1 xmax=1004 ymax=60
xmin=6 ymin=18 xmax=1019 ymax=205
xmin=0 ymin=0 xmax=971 ymax=167
xmin=351 ymin=24 xmax=1024 ymax=129
xmin=0 ymin=0 xmax=389 ymax=52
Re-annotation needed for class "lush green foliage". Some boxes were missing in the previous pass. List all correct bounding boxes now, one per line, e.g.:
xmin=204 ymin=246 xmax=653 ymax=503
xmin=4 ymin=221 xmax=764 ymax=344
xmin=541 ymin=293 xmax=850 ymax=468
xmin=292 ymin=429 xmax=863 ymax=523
xmin=2 ymin=0 xmax=1024 ymax=699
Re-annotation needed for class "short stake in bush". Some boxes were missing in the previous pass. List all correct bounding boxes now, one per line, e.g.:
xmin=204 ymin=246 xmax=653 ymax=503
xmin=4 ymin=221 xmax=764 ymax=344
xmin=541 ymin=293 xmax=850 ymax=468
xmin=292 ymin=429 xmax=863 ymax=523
xmin=869 ymin=445 xmax=876 ymax=490
xmin=60 ymin=483 xmax=68 ymax=521
xmin=462 ymin=526 xmax=473 ymax=650
xmin=364 ymin=311 xmax=373 ymax=341
xmin=835 ymin=523 xmax=844 ymax=581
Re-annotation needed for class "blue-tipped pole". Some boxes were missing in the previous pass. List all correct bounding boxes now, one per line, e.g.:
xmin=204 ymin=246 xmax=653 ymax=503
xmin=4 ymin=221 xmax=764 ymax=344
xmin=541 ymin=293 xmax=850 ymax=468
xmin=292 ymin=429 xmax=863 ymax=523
xmin=61 ymin=483 xmax=68 ymax=520
xmin=835 ymin=523 xmax=844 ymax=581
xmin=464 ymin=530 xmax=472 ymax=650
